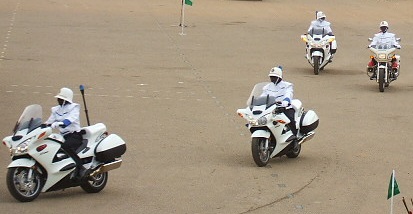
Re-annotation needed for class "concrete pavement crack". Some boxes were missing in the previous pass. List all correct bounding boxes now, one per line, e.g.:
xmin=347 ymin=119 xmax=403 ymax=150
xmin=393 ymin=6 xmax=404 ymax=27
xmin=238 ymin=174 xmax=319 ymax=214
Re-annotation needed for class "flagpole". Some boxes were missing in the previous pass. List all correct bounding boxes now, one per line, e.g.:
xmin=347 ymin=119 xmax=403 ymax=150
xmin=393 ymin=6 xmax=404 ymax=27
xmin=179 ymin=0 xmax=184 ymax=26
xmin=180 ymin=1 xmax=186 ymax=35
xmin=391 ymin=170 xmax=394 ymax=214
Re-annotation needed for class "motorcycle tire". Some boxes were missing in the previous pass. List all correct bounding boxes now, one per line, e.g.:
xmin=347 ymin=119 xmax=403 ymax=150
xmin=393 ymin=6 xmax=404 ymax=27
xmin=7 ymin=167 xmax=43 ymax=202
xmin=313 ymin=56 xmax=320 ymax=75
xmin=80 ymin=171 xmax=108 ymax=193
xmin=251 ymin=137 xmax=271 ymax=167
xmin=286 ymin=143 xmax=301 ymax=158
xmin=378 ymin=68 xmax=385 ymax=92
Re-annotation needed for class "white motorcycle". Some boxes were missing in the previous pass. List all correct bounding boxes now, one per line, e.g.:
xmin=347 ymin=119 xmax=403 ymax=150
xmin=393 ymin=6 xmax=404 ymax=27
xmin=301 ymin=28 xmax=336 ymax=75
xmin=236 ymin=82 xmax=319 ymax=167
xmin=2 ymin=86 xmax=126 ymax=202
xmin=367 ymin=38 xmax=401 ymax=92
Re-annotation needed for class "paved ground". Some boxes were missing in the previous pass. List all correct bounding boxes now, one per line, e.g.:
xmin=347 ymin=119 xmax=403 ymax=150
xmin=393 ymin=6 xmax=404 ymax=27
xmin=1 ymin=0 xmax=413 ymax=213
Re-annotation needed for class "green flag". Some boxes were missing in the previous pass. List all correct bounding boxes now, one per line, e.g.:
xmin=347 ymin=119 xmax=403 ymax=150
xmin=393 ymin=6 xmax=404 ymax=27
xmin=387 ymin=172 xmax=400 ymax=199
xmin=185 ymin=0 xmax=193 ymax=6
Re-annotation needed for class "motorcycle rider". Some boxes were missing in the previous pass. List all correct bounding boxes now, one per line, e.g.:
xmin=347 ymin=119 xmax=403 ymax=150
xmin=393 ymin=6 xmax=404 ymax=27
xmin=45 ymin=87 xmax=86 ymax=178
xmin=261 ymin=66 xmax=297 ymax=141
xmin=367 ymin=21 xmax=401 ymax=80
xmin=307 ymin=11 xmax=337 ymax=61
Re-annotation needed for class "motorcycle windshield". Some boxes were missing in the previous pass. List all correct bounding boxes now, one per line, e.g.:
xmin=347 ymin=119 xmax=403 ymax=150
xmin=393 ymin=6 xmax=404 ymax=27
xmin=246 ymin=82 xmax=277 ymax=107
xmin=309 ymin=27 xmax=328 ymax=37
xmin=13 ymin=104 xmax=43 ymax=135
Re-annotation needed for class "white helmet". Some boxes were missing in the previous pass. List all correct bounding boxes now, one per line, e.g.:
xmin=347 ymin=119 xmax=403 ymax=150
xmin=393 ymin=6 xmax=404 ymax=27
xmin=268 ymin=67 xmax=283 ymax=78
xmin=55 ymin=87 xmax=73 ymax=103
xmin=316 ymin=11 xmax=326 ymax=20
xmin=380 ymin=21 xmax=389 ymax=28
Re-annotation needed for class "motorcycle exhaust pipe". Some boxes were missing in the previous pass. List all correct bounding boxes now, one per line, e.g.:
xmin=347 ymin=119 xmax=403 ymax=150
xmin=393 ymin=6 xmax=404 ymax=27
xmin=90 ymin=159 xmax=122 ymax=177
xmin=298 ymin=132 xmax=315 ymax=145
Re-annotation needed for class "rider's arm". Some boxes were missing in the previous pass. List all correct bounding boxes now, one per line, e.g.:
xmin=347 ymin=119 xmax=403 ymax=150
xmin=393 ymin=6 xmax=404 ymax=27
xmin=369 ymin=36 xmax=378 ymax=48
xmin=279 ymin=83 xmax=293 ymax=107
xmin=324 ymin=24 xmax=333 ymax=36
xmin=45 ymin=107 xmax=57 ymax=125
xmin=284 ymin=84 xmax=293 ymax=104
xmin=392 ymin=36 xmax=401 ymax=48
xmin=63 ymin=104 xmax=80 ymax=128
xmin=307 ymin=21 xmax=316 ymax=34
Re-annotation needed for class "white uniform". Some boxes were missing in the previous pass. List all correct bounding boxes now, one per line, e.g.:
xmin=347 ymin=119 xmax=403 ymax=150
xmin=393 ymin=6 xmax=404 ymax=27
xmin=370 ymin=32 xmax=400 ymax=48
xmin=261 ymin=81 xmax=294 ymax=106
xmin=45 ymin=103 xmax=81 ymax=135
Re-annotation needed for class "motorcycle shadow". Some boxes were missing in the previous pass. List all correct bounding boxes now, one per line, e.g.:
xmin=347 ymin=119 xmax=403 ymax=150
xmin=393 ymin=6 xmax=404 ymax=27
xmin=295 ymin=67 xmax=363 ymax=76
xmin=35 ymin=189 xmax=93 ymax=201
xmin=240 ymin=154 xmax=317 ymax=168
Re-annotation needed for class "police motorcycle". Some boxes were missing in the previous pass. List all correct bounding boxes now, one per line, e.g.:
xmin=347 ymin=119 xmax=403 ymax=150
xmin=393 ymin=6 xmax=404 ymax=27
xmin=2 ymin=86 xmax=126 ymax=202
xmin=236 ymin=82 xmax=319 ymax=167
xmin=301 ymin=27 xmax=336 ymax=75
xmin=367 ymin=38 xmax=401 ymax=92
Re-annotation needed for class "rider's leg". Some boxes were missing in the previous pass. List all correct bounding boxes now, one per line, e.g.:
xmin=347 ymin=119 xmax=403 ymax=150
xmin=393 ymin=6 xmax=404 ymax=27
xmin=391 ymin=55 xmax=400 ymax=79
xmin=284 ymin=108 xmax=297 ymax=136
xmin=62 ymin=132 xmax=85 ymax=176
xmin=284 ymin=108 xmax=298 ymax=149
xmin=367 ymin=58 xmax=377 ymax=79
xmin=329 ymin=40 xmax=337 ymax=62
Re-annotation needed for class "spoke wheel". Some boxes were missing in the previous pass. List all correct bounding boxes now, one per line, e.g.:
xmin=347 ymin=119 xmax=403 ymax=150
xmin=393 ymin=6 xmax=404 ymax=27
xmin=81 ymin=172 xmax=108 ymax=193
xmin=7 ymin=167 xmax=43 ymax=202
xmin=251 ymin=137 xmax=271 ymax=167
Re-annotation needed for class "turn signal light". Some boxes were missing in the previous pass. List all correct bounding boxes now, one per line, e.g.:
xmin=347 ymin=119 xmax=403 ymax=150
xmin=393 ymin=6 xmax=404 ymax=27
xmin=275 ymin=119 xmax=287 ymax=124
xmin=38 ymin=131 xmax=46 ymax=139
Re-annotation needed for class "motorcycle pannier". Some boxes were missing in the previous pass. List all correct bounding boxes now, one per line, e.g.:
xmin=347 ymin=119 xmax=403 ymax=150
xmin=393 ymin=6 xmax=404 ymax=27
xmin=95 ymin=134 xmax=127 ymax=162
xmin=300 ymin=110 xmax=319 ymax=134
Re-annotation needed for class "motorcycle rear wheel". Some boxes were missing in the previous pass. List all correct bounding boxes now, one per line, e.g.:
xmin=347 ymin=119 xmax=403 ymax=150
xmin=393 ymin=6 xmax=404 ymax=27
xmin=7 ymin=167 xmax=43 ymax=202
xmin=313 ymin=56 xmax=320 ymax=75
xmin=286 ymin=143 xmax=301 ymax=158
xmin=251 ymin=137 xmax=271 ymax=167
xmin=81 ymin=172 xmax=108 ymax=193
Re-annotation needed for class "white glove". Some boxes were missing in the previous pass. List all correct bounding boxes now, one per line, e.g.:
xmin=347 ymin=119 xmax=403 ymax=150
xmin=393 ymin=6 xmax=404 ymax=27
xmin=280 ymin=100 xmax=289 ymax=107
xmin=395 ymin=45 xmax=401 ymax=49
xmin=51 ymin=122 xmax=64 ymax=129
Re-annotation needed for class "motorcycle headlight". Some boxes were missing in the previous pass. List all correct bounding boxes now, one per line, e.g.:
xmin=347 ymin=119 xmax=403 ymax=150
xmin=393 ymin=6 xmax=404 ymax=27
xmin=257 ymin=116 xmax=268 ymax=126
xmin=248 ymin=117 xmax=266 ymax=126
xmin=378 ymin=54 xmax=386 ymax=59
xmin=11 ymin=138 xmax=32 ymax=155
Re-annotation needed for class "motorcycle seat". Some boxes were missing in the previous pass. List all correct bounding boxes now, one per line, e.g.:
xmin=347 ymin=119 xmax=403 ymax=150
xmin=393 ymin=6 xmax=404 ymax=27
xmin=81 ymin=123 xmax=106 ymax=139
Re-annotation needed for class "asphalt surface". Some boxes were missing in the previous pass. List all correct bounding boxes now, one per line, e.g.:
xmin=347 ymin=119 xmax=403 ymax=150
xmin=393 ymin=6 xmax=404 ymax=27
xmin=1 ymin=0 xmax=413 ymax=213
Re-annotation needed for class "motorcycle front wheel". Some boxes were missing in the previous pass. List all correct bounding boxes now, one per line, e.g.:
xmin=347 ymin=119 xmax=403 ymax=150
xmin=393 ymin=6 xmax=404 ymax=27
xmin=7 ymin=167 xmax=43 ymax=202
xmin=81 ymin=172 xmax=108 ymax=193
xmin=251 ymin=137 xmax=271 ymax=167
xmin=378 ymin=68 xmax=385 ymax=92
xmin=313 ymin=56 xmax=320 ymax=75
